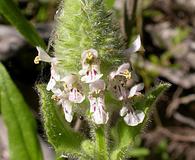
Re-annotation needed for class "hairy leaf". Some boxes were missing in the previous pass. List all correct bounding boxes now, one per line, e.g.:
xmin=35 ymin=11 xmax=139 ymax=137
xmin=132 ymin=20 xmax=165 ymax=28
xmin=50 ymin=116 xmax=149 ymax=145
xmin=111 ymin=83 xmax=170 ymax=160
xmin=37 ymin=85 xmax=85 ymax=156
xmin=0 ymin=63 xmax=43 ymax=160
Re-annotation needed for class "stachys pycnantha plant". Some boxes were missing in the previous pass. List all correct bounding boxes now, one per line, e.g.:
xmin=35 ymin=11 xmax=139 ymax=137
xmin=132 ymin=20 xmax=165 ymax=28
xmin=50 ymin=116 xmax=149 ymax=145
xmin=35 ymin=0 xmax=170 ymax=159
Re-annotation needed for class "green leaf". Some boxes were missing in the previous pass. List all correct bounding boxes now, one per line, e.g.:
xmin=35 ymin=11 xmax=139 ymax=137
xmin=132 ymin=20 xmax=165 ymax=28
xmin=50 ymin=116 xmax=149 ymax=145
xmin=37 ymin=85 xmax=85 ymax=156
xmin=81 ymin=140 xmax=95 ymax=158
xmin=111 ymin=83 xmax=170 ymax=160
xmin=0 ymin=0 xmax=46 ymax=49
xmin=0 ymin=63 xmax=43 ymax=160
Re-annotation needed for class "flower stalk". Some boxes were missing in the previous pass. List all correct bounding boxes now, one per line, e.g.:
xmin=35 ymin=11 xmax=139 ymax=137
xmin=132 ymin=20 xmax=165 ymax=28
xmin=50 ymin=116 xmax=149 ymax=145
xmin=95 ymin=127 xmax=109 ymax=160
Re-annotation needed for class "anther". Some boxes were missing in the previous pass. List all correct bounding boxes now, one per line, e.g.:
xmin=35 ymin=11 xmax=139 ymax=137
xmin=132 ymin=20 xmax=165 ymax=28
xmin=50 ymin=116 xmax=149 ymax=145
xmin=123 ymin=70 xmax=131 ymax=79
xmin=34 ymin=56 xmax=41 ymax=64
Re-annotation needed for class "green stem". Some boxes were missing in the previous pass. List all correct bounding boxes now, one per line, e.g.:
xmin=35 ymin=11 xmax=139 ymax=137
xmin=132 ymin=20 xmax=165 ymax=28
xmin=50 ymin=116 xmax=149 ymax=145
xmin=95 ymin=127 xmax=109 ymax=160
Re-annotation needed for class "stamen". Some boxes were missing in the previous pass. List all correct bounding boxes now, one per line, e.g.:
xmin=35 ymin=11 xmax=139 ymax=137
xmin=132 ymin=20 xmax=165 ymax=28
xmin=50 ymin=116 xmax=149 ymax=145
xmin=63 ymin=83 xmax=68 ymax=89
xmin=51 ymin=95 xmax=60 ymax=101
xmin=87 ymin=52 xmax=93 ymax=60
xmin=34 ymin=56 xmax=41 ymax=64
xmin=123 ymin=70 xmax=131 ymax=79
xmin=86 ymin=51 xmax=94 ymax=63
xmin=95 ymin=89 xmax=101 ymax=94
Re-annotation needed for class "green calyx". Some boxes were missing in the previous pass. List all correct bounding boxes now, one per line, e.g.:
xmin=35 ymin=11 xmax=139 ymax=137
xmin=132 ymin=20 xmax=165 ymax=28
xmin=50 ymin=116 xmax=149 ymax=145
xmin=52 ymin=0 xmax=125 ymax=74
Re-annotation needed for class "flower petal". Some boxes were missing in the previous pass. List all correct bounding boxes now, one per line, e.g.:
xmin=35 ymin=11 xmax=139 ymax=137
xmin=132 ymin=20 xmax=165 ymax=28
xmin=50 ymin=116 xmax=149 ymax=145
xmin=36 ymin=47 xmax=51 ymax=62
xmin=109 ymin=71 xmax=117 ymax=79
xmin=120 ymin=107 xmax=128 ymax=117
xmin=135 ymin=110 xmax=145 ymax=123
xmin=109 ymin=63 xmax=130 ymax=79
xmin=46 ymin=77 xmax=56 ymax=91
xmin=51 ymin=65 xmax=60 ymax=81
xmin=93 ymin=108 xmax=109 ymax=124
xmin=82 ymin=48 xmax=98 ymax=58
xmin=108 ymin=77 xmax=128 ymax=100
xmin=117 ymin=63 xmax=130 ymax=74
xmin=88 ymin=96 xmax=97 ymax=113
xmin=126 ymin=35 xmax=141 ymax=54
xmin=61 ymin=74 xmax=77 ymax=85
xmin=62 ymin=101 xmax=73 ymax=122
xmin=69 ymin=88 xmax=85 ymax=103
xmin=80 ymin=65 xmax=103 ymax=83
xmin=88 ymin=96 xmax=108 ymax=124
xmin=128 ymin=83 xmax=144 ymax=98
xmin=89 ymin=79 xmax=105 ymax=93
xmin=124 ymin=110 xmax=145 ymax=126
xmin=51 ymin=88 xmax=63 ymax=97
xmin=81 ymin=49 xmax=98 ymax=64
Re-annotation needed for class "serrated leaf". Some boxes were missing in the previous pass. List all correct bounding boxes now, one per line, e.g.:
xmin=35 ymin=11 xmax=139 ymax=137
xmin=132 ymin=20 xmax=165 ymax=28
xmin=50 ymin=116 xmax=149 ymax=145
xmin=111 ymin=83 xmax=170 ymax=160
xmin=0 ymin=63 xmax=43 ymax=160
xmin=37 ymin=85 xmax=85 ymax=156
xmin=0 ymin=0 xmax=46 ymax=49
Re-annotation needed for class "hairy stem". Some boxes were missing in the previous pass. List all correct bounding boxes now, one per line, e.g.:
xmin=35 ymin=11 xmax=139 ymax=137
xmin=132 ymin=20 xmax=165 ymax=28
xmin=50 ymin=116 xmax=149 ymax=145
xmin=95 ymin=127 xmax=109 ymax=160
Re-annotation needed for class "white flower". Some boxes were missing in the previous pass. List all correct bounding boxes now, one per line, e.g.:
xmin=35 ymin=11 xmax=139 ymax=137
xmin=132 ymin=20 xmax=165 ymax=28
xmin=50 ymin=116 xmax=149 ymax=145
xmin=46 ymin=77 xmax=56 ymax=91
xmin=109 ymin=63 xmax=131 ymax=80
xmin=51 ymin=88 xmax=63 ymax=97
xmin=88 ymin=95 xmax=109 ymax=124
xmin=62 ymin=100 xmax=73 ymax=123
xmin=88 ymin=80 xmax=108 ymax=124
xmin=89 ymin=79 xmax=105 ymax=93
xmin=108 ymin=63 xmax=132 ymax=100
xmin=81 ymin=49 xmax=98 ymax=66
xmin=125 ymin=35 xmax=141 ymax=54
xmin=34 ymin=47 xmax=57 ymax=64
xmin=34 ymin=47 xmax=60 ymax=91
xmin=46 ymin=63 xmax=60 ymax=91
xmin=128 ymin=83 xmax=144 ymax=98
xmin=61 ymin=74 xmax=85 ymax=103
xmin=79 ymin=49 xmax=103 ymax=83
xmin=79 ymin=64 xmax=103 ymax=83
xmin=120 ymin=105 xmax=145 ymax=126
xmin=68 ymin=88 xmax=85 ymax=103
xmin=108 ymin=76 xmax=128 ymax=101
xmin=50 ymin=88 xmax=74 ymax=123
xmin=108 ymin=63 xmax=144 ymax=101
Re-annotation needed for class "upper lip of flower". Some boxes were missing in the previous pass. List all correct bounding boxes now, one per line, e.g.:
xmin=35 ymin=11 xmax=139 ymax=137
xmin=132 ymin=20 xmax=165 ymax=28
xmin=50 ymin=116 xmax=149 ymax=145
xmin=124 ymin=35 xmax=141 ymax=54
xmin=109 ymin=63 xmax=131 ymax=80
xmin=34 ymin=47 xmax=57 ymax=64
xmin=128 ymin=83 xmax=144 ymax=98
xmin=81 ymin=48 xmax=98 ymax=65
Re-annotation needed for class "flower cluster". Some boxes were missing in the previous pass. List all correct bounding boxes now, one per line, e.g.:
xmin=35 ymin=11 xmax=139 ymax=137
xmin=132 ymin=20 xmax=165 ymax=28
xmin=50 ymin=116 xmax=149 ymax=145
xmin=108 ymin=63 xmax=145 ymax=126
xmin=34 ymin=36 xmax=145 ymax=126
